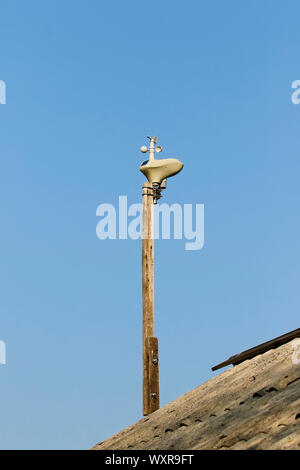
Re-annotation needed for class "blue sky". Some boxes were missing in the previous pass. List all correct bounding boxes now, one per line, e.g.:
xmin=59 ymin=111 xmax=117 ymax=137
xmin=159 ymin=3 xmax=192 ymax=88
xmin=1 ymin=0 xmax=300 ymax=449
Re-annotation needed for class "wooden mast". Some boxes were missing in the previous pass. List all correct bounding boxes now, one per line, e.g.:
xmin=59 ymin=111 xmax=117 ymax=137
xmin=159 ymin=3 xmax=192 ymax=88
xmin=142 ymin=182 xmax=159 ymax=415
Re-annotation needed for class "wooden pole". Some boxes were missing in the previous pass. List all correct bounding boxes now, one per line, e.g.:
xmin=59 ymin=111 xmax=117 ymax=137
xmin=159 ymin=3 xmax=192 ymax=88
xmin=146 ymin=336 xmax=159 ymax=414
xmin=142 ymin=182 xmax=159 ymax=415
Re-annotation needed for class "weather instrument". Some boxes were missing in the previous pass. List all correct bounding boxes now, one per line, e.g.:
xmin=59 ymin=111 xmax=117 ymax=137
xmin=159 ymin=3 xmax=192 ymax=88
xmin=139 ymin=136 xmax=184 ymax=415
xmin=139 ymin=136 xmax=183 ymax=203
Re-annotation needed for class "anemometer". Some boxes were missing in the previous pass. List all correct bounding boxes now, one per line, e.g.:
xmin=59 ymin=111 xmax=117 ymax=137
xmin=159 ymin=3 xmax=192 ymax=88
xmin=139 ymin=136 xmax=184 ymax=203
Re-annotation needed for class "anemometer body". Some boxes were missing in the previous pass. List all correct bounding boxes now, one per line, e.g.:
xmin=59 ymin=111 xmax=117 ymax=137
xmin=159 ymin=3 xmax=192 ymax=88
xmin=139 ymin=136 xmax=183 ymax=202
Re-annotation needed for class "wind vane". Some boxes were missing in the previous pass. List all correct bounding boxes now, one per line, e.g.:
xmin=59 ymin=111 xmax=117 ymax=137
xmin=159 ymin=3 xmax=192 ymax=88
xmin=139 ymin=136 xmax=183 ymax=415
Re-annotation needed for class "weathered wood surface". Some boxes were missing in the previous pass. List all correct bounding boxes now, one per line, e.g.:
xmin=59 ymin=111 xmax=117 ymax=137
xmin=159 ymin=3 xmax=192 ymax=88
xmin=146 ymin=336 xmax=160 ymax=414
xmin=92 ymin=339 xmax=300 ymax=450
xmin=142 ymin=183 xmax=159 ymax=415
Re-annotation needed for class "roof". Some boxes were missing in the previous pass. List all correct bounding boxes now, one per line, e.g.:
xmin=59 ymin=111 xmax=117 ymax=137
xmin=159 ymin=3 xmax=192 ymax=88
xmin=92 ymin=338 xmax=300 ymax=450
xmin=212 ymin=327 xmax=300 ymax=371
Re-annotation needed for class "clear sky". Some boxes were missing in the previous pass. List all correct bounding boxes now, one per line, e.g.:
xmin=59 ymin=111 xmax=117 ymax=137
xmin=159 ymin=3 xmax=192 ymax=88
xmin=1 ymin=0 xmax=300 ymax=450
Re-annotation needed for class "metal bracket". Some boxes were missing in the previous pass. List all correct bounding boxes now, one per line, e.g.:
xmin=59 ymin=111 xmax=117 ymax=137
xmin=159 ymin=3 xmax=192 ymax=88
xmin=152 ymin=180 xmax=167 ymax=204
